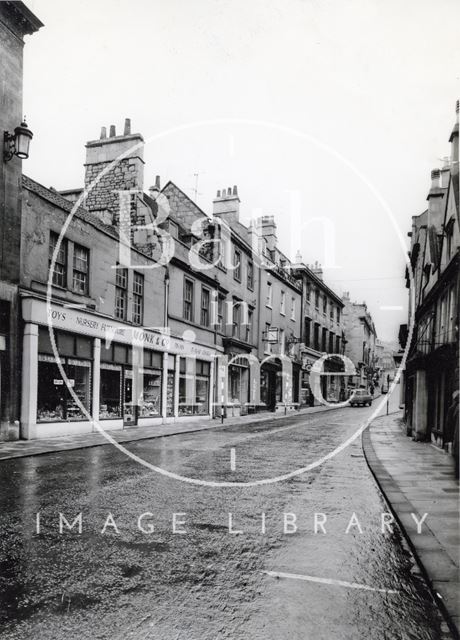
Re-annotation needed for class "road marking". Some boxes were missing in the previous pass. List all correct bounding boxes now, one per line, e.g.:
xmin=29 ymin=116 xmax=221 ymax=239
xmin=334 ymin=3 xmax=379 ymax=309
xmin=230 ymin=448 xmax=236 ymax=471
xmin=262 ymin=570 xmax=399 ymax=594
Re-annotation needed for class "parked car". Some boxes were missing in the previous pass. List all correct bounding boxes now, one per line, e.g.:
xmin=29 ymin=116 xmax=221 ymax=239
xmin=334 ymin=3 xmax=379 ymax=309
xmin=349 ymin=389 xmax=373 ymax=407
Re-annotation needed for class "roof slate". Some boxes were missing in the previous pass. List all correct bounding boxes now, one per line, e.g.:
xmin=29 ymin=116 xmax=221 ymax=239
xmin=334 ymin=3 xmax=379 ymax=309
xmin=22 ymin=175 xmax=119 ymax=239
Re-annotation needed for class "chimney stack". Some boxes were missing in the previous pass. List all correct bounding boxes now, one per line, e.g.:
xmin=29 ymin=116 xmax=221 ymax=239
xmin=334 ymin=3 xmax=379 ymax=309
xmin=213 ymin=184 xmax=240 ymax=226
xmin=440 ymin=156 xmax=451 ymax=188
xmin=84 ymin=118 xmax=145 ymax=223
xmin=259 ymin=215 xmax=277 ymax=252
xmin=430 ymin=168 xmax=441 ymax=190
xmin=311 ymin=260 xmax=323 ymax=281
xmin=427 ymin=168 xmax=445 ymax=228
xmin=148 ymin=175 xmax=161 ymax=198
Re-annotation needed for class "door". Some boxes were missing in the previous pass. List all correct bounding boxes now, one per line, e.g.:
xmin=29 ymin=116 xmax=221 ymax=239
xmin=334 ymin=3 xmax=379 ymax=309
xmin=123 ymin=370 xmax=138 ymax=426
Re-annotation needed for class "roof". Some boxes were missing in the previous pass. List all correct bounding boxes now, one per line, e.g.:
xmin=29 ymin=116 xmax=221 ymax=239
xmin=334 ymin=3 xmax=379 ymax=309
xmin=1 ymin=1 xmax=43 ymax=36
xmin=22 ymin=175 xmax=119 ymax=239
xmin=162 ymin=180 xmax=255 ymax=253
xmin=292 ymin=263 xmax=344 ymax=306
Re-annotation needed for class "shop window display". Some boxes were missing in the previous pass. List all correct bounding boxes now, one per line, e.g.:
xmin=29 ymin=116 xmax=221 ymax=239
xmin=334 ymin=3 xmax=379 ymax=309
xmin=139 ymin=369 xmax=162 ymax=417
xmin=37 ymin=354 xmax=91 ymax=422
xmin=178 ymin=358 xmax=210 ymax=416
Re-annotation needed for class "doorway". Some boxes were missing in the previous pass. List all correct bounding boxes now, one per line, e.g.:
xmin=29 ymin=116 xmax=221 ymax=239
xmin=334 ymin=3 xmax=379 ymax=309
xmin=123 ymin=371 xmax=138 ymax=426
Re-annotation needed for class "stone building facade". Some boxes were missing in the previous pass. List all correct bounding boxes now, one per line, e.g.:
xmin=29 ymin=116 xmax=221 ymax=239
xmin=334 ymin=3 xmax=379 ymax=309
xmin=402 ymin=101 xmax=459 ymax=451
xmin=341 ymin=293 xmax=377 ymax=389
xmin=292 ymin=260 xmax=346 ymax=404
xmin=0 ymin=1 xmax=42 ymax=440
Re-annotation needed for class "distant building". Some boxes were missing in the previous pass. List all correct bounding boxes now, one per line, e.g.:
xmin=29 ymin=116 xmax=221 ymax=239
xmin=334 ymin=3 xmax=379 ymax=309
xmin=341 ymin=293 xmax=378 ymax=388
xmin=402 ymin=101 xmax=459 ymax=448
xmin=291 ymin=260 xmax=345 ymax=404
xmin=374 ymin=339 xmax=396 ymax=386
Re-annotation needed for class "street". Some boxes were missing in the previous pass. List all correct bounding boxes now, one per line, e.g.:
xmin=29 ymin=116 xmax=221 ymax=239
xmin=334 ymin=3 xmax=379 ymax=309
xmin=0 ymin=398 xmax=447 ymax=640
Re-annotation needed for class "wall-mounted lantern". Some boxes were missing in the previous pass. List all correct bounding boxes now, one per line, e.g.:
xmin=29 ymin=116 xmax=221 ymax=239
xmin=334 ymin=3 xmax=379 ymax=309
xmin=3 ymin=118 xmax=33 ymax=162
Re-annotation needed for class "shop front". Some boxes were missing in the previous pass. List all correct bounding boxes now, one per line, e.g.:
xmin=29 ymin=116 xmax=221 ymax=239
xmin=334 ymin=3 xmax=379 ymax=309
xmin=21 ymin=296 xmax=217 ymax=439
xmin=260 ymin=355 xmax=295 ymax=413
xmin=300 ymin=353 xmax=316 ymax=407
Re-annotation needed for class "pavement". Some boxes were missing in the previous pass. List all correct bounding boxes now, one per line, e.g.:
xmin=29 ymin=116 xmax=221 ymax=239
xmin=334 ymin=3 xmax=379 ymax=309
xmin=363 ymin=409 xmax=460 ymax=639
xmin=0 ymin=402 xmax=343 ymax=461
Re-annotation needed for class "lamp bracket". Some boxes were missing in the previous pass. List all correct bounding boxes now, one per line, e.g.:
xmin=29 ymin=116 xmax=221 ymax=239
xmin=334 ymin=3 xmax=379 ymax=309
xmin=3 ymin=132 xmax=15 ymax=162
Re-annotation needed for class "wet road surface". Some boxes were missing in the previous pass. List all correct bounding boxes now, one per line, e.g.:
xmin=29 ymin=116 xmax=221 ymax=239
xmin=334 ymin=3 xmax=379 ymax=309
xmin=0 ymin=402 xmax=450 ymax=639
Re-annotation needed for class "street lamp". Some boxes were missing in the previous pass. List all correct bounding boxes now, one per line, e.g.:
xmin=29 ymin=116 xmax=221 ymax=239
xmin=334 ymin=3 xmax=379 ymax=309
xmin=3 ymin=118 xmax=33 ymax=162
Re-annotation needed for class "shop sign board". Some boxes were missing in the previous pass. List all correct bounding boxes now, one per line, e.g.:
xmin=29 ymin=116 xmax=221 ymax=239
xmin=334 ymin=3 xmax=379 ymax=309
xmin=22 ymin=297 xmax=218 ymax=360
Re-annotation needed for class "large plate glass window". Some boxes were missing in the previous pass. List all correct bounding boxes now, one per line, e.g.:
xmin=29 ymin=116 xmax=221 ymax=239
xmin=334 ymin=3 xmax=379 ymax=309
xmin=37 ymin=354 xmax=91 ymax=422
xmin=178 ymin=358 xmax=210 ymax=416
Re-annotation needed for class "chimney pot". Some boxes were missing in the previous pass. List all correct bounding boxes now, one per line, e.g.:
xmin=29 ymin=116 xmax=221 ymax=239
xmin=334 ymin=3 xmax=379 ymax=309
xmin=228 ymin=186 xmax=231 ymax=195
xmin=233 ymin=185 xmax=238 ymax=195
xmin=155 ymin=175 xmax=160 ymax=189
xmin=124 ymin=118 xmax=131 ymax=136
xmin=431 ymin=169 xmax=441 ymax=189
xmin=222 ymin=189 xmax=226 ymax=197
xmin=217 ymin=190 xmax=221 ymax=197
xmin=109 ymin=125 xmax=116 ymax=138
xmin=100 ymin=126 xmax=107 ymax=140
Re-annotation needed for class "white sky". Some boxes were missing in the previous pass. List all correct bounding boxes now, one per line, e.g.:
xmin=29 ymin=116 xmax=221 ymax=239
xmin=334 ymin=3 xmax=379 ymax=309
xmin=22 ymin=0 xmax=460 ymax=342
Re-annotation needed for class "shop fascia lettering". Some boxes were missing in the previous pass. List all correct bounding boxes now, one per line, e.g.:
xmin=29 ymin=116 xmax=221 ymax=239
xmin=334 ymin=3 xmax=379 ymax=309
xmin=22 ymin=298 xmax=216 ymax=359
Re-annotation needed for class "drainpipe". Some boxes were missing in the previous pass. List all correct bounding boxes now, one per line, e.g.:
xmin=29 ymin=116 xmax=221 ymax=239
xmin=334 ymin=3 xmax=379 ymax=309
xmin=164 ymin=268 xmax=170 ymax=328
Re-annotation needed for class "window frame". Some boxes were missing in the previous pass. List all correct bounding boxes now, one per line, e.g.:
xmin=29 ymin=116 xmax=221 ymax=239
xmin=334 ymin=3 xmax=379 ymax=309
xmin=132 ymin=271 xmax=144 ymax=325
xmin=266 ymin=282 xmax=273 ymax=308
xmin=183 ymin=277 xmax=195 ymax=322
xmin=315 ymin=290 xmax=320 ymax=309
xmin=200 ymin=286 xmax=210 ymax=327
xmin=233 ymin=248 xmax=242 ymax=282
xmin=280 ymin=290 xmax=286 ymax=315
xmin=72 ymin=242 xmax=89 ymax=295
xmin=232 ymin=300 xmax=241 ymax=338
xmin=49 ymin=231 xmax=67 ymax=288
xmin=245 ymin=308 xmax=253 ymax=343
xmin=216 ymin=294 xmax=225 ymax=332
xmin=247 ymin=259 xmax=254 ymax=290
xmin=115 ymin=265 xmax=128 ymax=320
